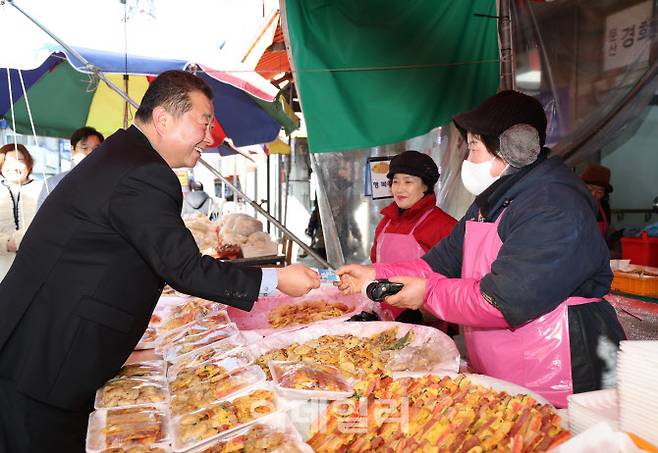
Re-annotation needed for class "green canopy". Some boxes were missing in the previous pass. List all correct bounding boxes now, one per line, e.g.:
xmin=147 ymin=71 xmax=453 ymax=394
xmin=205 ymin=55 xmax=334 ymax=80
xmin=284 ymin=0 xmax=500 ymax=153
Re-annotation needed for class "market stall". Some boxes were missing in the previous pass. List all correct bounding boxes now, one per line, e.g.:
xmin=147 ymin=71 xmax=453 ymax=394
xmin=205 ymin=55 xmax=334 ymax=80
xmin=87 ymin=288 xmax=586 ymax=453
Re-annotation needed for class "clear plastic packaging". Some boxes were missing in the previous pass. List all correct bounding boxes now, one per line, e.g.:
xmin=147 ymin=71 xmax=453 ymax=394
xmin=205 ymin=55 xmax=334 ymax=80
xmin=86 ymin=405 xmax=170 ymax=452
xmin=385 ymin=343 xmax=454 ymax=373
xmin=170 ymin=384 xmax=280 ymax=452
xmin=135 ymin=327 xmax=160 ymax=351
xmin=250 ymin=321 xmax=460 ymax=381
xmin=269 ymin=361 xmax=353 ymax=400
xmin=184 ymin=413 xmax=312 ymax=453
xmin=98 ymin=446 xmax=171 ymax=453
xmin=167 ymin=335 xmax=246 ymax=370
xmin=167 ymin=349 xmax=254 ymax=392
xmin=95 ymin=377 xmax=169 ymax=410
xmin=169 ymin=365 xmax=266 ymax=416
xmin=225 ymin=286 xmax=374 ymax=336
xmin=158 ymin=312 xmax=232 ymax=350
xmin=158 ymin=299 xmax=227 ymax=333
xmin=113 ymin=361 xmax=166 ymax=383
xmin=162 ymin=324 xmax=239 ymax=361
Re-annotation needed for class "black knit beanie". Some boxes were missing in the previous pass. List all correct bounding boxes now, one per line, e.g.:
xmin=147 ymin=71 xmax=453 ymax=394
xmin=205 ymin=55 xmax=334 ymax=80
xmin=386 ymin=150 xmax=439 ymax=188
xmin=453 ymin=90 xmax=548 ymax=147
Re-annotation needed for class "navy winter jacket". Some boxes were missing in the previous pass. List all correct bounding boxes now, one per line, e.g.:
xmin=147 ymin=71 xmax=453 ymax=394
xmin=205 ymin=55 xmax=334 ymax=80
xmin=423 ymin=155 xmax=625 ymax=392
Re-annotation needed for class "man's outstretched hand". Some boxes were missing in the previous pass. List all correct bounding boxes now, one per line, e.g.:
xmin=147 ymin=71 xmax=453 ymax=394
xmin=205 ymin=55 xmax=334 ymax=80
xmin=277 ymin=264 xmax=321 ymax=297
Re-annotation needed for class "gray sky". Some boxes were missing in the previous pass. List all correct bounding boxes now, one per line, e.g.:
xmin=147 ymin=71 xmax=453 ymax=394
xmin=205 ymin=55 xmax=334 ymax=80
xmin=1 ymin=0 xmax=270 ymax=69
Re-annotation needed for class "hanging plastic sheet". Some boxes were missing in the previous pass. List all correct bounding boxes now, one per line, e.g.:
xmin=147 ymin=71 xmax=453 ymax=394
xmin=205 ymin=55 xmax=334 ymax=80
xmin=510 ymin=0 xmax=658 ymax=165
xmin=311 ymin=127 xmax=473 ymax=267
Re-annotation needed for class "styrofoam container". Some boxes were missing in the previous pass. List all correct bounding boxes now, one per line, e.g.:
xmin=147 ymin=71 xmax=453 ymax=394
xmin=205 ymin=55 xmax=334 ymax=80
xmin=86 ymin=405 xmax=170 ymax=452
xmin=94 ymin=377 xmax=169 ymax=410
xmin=112 ymin=361 xmax=167 ymax=383
xmin=91 ymin=446 xmax=171 ymax=453
xmin=162 ymin=324 xmax=239 ymax=361
xmin=166 ymin=348 xmax=254 ymax=385
xmin=269 ymin=361 xmax=354 ymax=400
xmin=567 ymin=389 xmax=618 ymax=434
xmin=170 ymin=383 xmax=281 ymax=452
xmin=169 ymin=365 xmax=266 ymax=416
xmin=167 ymin=334 xmax=247 ymax=370
xmin=157 ymin=300 xmax=227 ymax=334
xmin=183 ymin=412 xmax=312 ymax=453
xmin=157 ymin=312 xmax=232 ymax=351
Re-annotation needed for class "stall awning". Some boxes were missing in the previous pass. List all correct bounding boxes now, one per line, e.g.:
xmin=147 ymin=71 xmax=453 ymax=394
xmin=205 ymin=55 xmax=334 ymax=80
xmin=282 ymin=0 xmax=500 ymax=153
xmin=1 ymin=47 xmax=286 ymax=145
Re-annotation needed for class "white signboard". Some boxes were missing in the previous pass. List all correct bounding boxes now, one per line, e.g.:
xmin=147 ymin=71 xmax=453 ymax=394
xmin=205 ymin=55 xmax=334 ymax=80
xmin=367 ymin=158 xmax=393 ymax=200
xmin=604 ymin=1 xmax=653 ymax=71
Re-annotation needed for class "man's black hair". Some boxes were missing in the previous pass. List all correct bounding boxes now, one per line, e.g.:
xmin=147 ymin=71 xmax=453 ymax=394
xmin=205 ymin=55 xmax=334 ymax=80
xmin=135 ymin=70 xmax=214 ymax=123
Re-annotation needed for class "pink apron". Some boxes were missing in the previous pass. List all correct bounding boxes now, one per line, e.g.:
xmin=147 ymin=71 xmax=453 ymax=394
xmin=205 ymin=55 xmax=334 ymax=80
xmin=462 ymin=209 xmax=598 ymax=407
xmin=376 ymin=209 xmax=434 ymax=318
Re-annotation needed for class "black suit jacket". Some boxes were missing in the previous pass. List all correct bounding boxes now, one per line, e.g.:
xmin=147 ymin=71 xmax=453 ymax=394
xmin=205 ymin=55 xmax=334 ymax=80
xmin=0 ymin=126 xmax=262 ymax=410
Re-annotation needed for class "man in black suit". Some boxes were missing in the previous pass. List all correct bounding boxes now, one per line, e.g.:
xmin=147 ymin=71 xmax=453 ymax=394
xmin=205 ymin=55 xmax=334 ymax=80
xmin=0 ymin=70 xmax=320 ymax=452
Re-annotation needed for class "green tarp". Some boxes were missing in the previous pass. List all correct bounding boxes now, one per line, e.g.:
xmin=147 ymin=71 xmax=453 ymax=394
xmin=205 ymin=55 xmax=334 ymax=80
xmin=284 ymin=0 xmax=500 ymax=153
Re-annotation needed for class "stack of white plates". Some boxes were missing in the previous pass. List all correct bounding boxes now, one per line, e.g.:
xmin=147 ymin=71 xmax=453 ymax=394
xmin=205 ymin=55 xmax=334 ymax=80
xmin=617 ymin=340 xmax=658 ymax=446
xmin=567 ymin=389 xmax=618 ymax=434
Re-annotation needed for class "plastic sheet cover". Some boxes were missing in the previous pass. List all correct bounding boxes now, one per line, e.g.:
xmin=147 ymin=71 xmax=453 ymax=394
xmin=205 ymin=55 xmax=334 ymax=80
xmin=510 ymin=0 xmax=658 ymax=164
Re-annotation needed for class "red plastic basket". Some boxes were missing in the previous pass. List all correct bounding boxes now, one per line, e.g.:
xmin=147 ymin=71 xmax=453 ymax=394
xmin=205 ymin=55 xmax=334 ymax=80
xmin=621 ymin=231 xmax=658 ymax=267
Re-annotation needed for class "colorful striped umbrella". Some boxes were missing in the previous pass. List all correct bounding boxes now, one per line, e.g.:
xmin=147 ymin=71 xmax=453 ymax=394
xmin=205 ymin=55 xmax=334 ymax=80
xmin=0 ymin=47 xmax=298 ymax=149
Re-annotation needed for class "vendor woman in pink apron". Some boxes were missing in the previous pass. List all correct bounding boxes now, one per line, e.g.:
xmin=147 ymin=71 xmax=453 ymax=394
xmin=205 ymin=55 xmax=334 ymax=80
xmin=337 ymin=90 xmax=625 ymax=407
xmin=371 ymin=151 xmax=456 ymax=322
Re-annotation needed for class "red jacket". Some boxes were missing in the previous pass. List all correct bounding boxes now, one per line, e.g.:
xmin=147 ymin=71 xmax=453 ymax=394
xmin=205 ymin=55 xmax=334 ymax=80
xmin=371 ymin=193 xmax=457 ymax=263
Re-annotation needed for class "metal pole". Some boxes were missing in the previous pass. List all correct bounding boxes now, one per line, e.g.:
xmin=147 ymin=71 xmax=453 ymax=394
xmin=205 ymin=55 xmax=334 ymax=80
xmin=199 ymin=159 xmax=331 ymax=268
xmin=9 ymin=0 xmax=331 ymax=269
xmin=266 ymin=154 xmax=271 ymax=234
xmin=498 ymin=0 xmax=515 ymax=90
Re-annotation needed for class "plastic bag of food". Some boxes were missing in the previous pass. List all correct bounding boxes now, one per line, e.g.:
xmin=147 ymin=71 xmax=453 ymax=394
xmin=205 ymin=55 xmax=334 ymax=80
xmin=384 ymin=344 xmax=449 ymax=372
xmin=162 ymin=324 xmax=239 ymax=361
xmin=159 ymin=312 xmax=231 ymax=347
xmin=158 ymin=300 xmax=226 ymax=333
xmin=269 ymin=361 xmax=353 ymax=400
xmin=220 ymin=213 xmax=263 ymax=238
xmin=167 ymin=349 xmax=254 ymax=391
xmin=167 ymin=336 xmax=247 ymax=372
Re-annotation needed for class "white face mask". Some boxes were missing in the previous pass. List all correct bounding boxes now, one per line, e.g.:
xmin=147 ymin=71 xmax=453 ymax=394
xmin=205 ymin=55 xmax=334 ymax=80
xmin=1 ymin=160 xmax=27 ymax=184
xmin=461 ymin=157 xmax=501 ymax=196
xmin=71 ymin=153 xmax=86 ymax=167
